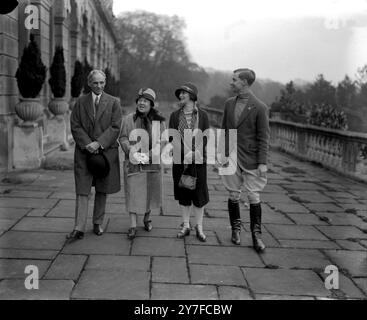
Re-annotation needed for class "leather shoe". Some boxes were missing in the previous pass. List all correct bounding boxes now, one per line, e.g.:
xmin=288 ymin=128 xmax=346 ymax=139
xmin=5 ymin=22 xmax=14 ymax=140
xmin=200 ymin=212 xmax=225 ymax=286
xmin=66 ymin=230 xmax=84 ymax=241
xmin=93 ymin=224 xmax=103 ymax=236
xmin=127 ymin=227 xmax=137 ymax=240
xmin=143 ymin=219 xmax=153 ymax=232
xmin=177 ymin=226 xmax=190 ymax=239
xmin=195 ymin=225 xmax=206 ymax=242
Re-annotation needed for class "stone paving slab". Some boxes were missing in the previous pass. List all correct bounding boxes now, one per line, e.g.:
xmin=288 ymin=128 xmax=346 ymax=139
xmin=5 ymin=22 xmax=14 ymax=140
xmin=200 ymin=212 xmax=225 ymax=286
xmin=12 ymin=217 xmax=74 ymax=233
xmin=323 ymin=250 xmax=367 ymax=277
xmin=218 ymin=286 xmax=252 ymax=300
xmin=0 ymin=208 xmax=29 ymax=220
xmin=0 ymin=280 xmax=74 ymax=300
xmin=318 ymin=272 xmax=366 ymax=299
xmin=353 ymin=278 xmax=367 ymax=296
xmin=335 ymin=240 xmax=366 ymax=251
xmin=190 ymin=264 xmax=246 ymax=286
xmin=255 ymin=294 xmax=315 ymax=300
xmin=47 ymin=206 xmax=90 ymax=218
xmin=265 ymin=225 xmax=329 ymax=241
xmin=303 ymin=203 xmax=345 ymax=213
xmin=243 ymin=268 xmax=330 ymax=297
xmin=0 ymin=231 xmax=66 ymax=250
xmin=44 ymin=254 xmax=87 ymax=280
xmin=0 ymin=198 xmax=58 ymax=209
xmin=261 ymin=194 xmax=296 ymax=203
xmin=0 ymin=190 xmax=52 ymax=198
xmin=49 ymin=192 xmax=76 ymax=199
xmin=289 ymin=193 xmax=334 ymax=203
xmin=338 ymin=204 xmax=367 ymax=211
xmin=151 ymin=283 xmax=218 ymax=300
xmin=0 ymin=259 xmax=50 ymax=279
xmin=187 ymin=245 xmax=264 ymax=267
xmin=131 ymin=237 xmax=186 ymax=257
xmin=62 ymin=234 xmax=130 ymax=255
xmin=278 ymin=240 xmax=340 ymax=250
xmin=316 ymin=226 xmax=367 ymax=240
xmin=260 ymin=248 xmax=332 ymax=269
xmin=0 ymin=219 xmax=17 ymax=231
xmin=27 ymin=209 xmax=49 ymax=217
xmin=152 ymin=257 xmax=189 ymax=283
xmin=315 ymin=212 xmax=366 ymax=227
xmin=71 ymin=270 xmax=150 ymax=300
xmin=0 ymin=249 xmax=59 ymax=260
xmin=286 ymin=213 xmax=328 ymax=225
xmin=85 ymin=255 xmax=150 ymax=271
xmin=269 ymin=203 xmax=310 ymax=214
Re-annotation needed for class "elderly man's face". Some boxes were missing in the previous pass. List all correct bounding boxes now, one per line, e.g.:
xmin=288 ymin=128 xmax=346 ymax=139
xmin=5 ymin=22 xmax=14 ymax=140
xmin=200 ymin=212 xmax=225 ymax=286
xmin=88 ymin=73 xmax=106 ymax=95
xmin=230 ymin=72 xmax=246 ymax=94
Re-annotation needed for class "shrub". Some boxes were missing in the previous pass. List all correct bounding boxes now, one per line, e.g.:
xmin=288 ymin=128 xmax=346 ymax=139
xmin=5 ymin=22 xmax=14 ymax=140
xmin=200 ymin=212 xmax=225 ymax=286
xmin=48 ymin=46 xmax=66 ymax=98
xmin=15 ymin=34 xmax=46 ymax=98
xmin=309 ymin=103 xmax=348 ymax=130
xmin=82 ymin=58 xmax=93 ymax=94
xmin=71 ymin=60 xmax=84 ymax=98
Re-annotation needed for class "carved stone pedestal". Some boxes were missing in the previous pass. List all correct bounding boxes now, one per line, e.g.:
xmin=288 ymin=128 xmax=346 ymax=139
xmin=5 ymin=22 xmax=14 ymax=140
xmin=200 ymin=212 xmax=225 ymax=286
xmin=46 ymin=116 xmax=69 ymax=151
xmin=13 ymin=124 xmax=44 ymax=169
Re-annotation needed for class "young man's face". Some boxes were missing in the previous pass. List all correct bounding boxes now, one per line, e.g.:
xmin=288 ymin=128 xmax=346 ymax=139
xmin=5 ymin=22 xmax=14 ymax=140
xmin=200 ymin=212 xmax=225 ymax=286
xmin=88 ymin=73 xmax=106 ymax=95
xmin=230 ymin=72 xmax=246 ymax=94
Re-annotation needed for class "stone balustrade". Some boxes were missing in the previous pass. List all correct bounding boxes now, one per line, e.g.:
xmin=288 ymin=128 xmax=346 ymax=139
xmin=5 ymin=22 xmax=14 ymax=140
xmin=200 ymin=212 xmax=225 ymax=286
xmin=201 ymin=106 xmax=367 ymax=183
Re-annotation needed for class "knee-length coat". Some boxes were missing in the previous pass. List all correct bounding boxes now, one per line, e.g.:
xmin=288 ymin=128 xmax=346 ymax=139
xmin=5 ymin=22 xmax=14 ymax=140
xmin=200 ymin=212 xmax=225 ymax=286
xmin=70 ymin=92 xmax=122 ymax=195
xmin=119 ymin=112 xmax=166 ymax=213
xmin=169 ymin=106 xmax=210 ymax=208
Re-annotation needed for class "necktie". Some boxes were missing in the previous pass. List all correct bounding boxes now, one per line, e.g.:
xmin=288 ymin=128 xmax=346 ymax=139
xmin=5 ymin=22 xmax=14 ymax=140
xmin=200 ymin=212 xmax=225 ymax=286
xmin=94 ymin=96 xmax=99 ymax=118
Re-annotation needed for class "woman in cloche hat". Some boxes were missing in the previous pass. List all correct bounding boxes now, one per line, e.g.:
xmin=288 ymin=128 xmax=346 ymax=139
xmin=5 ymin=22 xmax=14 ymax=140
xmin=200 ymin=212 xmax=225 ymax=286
xmin=119 ymin=88 xmax=166 ymax=240
xmin=168 ymin=83 xmax=210 ymax=242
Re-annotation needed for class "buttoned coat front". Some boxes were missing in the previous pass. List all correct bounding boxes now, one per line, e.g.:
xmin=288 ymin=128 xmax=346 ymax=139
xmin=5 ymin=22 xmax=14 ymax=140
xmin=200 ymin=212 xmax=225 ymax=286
xmin=70 ymin=92 xmax=122 ymax=195
xmin=221 ymin=91 xmax=270 ymax=170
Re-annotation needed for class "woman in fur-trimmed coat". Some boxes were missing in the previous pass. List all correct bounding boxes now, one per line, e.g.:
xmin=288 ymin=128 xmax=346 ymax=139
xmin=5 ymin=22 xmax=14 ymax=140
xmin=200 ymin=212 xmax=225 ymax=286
xmin=119 ymin=88 xmax=166 ymax=240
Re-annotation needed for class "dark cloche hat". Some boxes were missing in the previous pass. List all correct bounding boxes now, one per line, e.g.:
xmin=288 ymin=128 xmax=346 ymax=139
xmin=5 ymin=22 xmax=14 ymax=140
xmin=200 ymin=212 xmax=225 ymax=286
xmin=175 ymin=83 xmax=198 ymax=101
xmin=86 ymin=151 xmax=110 ymax=179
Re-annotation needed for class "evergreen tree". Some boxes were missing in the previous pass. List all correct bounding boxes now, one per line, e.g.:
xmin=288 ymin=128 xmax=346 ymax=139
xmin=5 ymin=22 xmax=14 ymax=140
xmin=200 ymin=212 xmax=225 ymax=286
xmin=15 ymin=34 xmax=47 ymax=98
xmin=49 ymin=46 xmax=66 ymax=98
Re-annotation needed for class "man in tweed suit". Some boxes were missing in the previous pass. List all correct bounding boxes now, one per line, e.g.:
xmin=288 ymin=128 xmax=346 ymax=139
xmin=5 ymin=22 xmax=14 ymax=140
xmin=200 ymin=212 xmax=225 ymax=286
xmin=218 ymin=68 xmax=270 ymax=252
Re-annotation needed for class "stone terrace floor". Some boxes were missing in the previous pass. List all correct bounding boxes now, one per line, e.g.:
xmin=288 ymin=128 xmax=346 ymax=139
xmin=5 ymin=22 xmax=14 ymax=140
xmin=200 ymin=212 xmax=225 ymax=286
xmin=0 ymin=149 xmax=366 ymax=300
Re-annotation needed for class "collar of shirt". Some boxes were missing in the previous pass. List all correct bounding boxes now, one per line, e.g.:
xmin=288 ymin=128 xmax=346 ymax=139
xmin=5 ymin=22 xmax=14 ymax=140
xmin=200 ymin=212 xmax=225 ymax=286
xmin=92 ymin=92 xmax=102 ymax=104
xmin=237 ymin=93 xmax=249 ymax=100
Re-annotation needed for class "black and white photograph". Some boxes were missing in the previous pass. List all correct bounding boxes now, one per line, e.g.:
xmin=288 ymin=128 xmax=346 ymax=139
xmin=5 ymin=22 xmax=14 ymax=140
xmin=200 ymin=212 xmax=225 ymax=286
xmin=0 ymin=0 xmax=366 ymax=305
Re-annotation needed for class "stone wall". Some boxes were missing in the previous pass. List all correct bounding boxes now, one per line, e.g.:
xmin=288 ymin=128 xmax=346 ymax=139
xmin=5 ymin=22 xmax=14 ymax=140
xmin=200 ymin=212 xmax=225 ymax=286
xmin=0 ymin=0 xmax=120 ymax=172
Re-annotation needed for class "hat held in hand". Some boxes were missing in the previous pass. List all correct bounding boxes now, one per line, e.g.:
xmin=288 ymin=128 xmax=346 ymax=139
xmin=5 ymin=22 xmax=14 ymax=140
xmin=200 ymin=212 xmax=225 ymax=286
xmin=86 ymin=150 xmax=110 ymax=178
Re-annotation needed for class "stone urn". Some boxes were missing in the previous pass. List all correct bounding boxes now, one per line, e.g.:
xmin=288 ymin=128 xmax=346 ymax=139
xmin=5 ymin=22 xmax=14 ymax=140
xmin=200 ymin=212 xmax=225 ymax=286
xmin=15 ymin=98 xmax=43 ymax=126
xmin=48 ymin=97 xmax=69 ymax=117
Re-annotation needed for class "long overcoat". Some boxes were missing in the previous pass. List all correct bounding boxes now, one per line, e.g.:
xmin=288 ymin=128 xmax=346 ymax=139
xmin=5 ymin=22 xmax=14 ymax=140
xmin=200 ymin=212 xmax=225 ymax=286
xmin=70 ymin=92 xmax=122 ymax=195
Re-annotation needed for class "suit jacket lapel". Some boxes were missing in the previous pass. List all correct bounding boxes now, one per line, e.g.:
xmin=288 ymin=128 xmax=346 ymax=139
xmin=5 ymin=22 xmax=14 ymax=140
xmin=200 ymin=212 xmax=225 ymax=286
xmin=95 ymin=92 xmax=107 ymax=121
xmin=84 ymin=92 xmax=95 ymax=124
xmin=236 ymin=93 xmax=256 ymax=128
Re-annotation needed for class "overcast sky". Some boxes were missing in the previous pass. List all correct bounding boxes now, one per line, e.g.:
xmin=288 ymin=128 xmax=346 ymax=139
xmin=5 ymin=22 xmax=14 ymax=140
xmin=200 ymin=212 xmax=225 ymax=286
xmin=113 ymin=0 xmax=367 ymax=84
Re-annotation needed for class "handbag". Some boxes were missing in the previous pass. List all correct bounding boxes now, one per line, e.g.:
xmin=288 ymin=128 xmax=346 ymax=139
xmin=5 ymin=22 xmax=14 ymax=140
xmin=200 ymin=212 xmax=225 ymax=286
xmin=178 ymin=164 xmax=197 ymax=190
